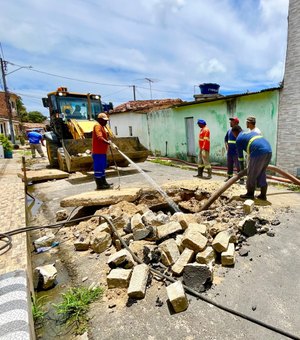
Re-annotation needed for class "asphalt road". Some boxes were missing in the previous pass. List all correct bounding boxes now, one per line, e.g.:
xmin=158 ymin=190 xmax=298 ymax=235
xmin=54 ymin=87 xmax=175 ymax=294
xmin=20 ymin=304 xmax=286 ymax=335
xmin=30 ymin=161 xmax=300 ymax=340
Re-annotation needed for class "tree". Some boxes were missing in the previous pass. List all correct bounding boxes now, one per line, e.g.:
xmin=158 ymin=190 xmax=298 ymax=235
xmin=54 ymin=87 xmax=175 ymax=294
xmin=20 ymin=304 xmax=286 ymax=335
xmin=27 ymin=111 xmax=47 ymax=123
xmin=16 ymin=98 xmax=28 ymax=122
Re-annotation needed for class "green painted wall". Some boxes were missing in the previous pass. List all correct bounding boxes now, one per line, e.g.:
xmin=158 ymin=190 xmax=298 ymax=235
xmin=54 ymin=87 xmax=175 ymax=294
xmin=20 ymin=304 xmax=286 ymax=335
xmin=147 ymin=90 xmax=279 ymax=165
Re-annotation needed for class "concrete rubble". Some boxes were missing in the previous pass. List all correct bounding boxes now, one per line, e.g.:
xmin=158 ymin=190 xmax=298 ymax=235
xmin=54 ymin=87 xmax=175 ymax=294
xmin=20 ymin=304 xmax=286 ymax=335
xmin=33 ymin=263 xmax=57 ymax=290
xmin=36 ymin=180 xmax=279 ymax=313
xmin=18 ymin=169 xmax=69 ymax=182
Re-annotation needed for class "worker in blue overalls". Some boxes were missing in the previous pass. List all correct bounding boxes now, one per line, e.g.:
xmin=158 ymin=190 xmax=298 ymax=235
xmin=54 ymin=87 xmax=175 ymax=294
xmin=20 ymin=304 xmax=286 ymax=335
xmin=224 ymin=117 xmax=244 ymax=184
xmin=231 ymin=125 xmax=272 ymax=200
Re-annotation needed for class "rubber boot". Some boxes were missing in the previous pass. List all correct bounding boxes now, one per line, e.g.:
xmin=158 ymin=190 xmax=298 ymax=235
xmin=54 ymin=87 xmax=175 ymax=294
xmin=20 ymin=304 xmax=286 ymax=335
xmin=193 ymin=167 xmax=204 ymax=178
xmin=95 ymin=178 xmax=110 ymax=190
xmin=103 ymin=177 xmax=113 ymax=188
xmin=257 ymin=185 xmax=267 ymax=200
xmin=206 ymin=168 xmax=212 ymax=179
xmin=240 ymin=191 xmax=255 ymax=199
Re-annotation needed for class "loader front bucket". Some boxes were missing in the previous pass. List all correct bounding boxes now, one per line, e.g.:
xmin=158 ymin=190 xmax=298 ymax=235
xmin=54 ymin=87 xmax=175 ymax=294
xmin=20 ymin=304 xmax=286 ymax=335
xmin=62 ymin=137 xmax=150 ymax=172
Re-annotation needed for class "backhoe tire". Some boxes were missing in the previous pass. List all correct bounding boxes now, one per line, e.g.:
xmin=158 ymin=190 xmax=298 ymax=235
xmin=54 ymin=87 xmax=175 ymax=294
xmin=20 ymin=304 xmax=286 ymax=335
xmin=46 ymin=141 xmax=59 ymax=168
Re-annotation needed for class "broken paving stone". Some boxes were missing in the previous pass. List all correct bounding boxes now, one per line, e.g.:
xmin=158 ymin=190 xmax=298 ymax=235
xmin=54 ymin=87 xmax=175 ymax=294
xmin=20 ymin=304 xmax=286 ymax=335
xmin=188 ymin=223 xmax=207 ymax=236
xmin=157 ymin=221 xmax=183 ymax=240
xmin=142 ymin=210 xmax=157 ymax=226
xmin=131 ymin=213 xmax=150 ymax=240
xmin=159 ymin=239 xmax=180 ymax=266
xmin=60 ymin=187 xmax=141 ymax=207
xmin=171 ymin=248 xmax=194 ymax=276
xmin=74 ymin=236 xmax=90 ymax=251
xmin=243 ymin=199 xmax=254 ymax=214
xmin=33 ymin=264 xmax=57 ymax=290
xmin=91 ymin=232 xmax=112 ymax=254
xmin=166 ymin=281 xmax=189 ymax=313
xmin=107 ymin=249 xmax=135 ymax=269
xmin=107 ymin=268 xmax=132 ymax=289
xmin=221 ymin=243 xmax=235 ymax=266
xmin=181 ymin=227 xmax=208 ymax=252
xmin=170 ymin=212 xmax=189 ymax=229
xmin=127 ymin=263 xmax=149 ymax=299
xmin=94 ymin=222 xmax=111 ymax=234
xmin=196 ymin=246 xmax=216 ymax=264
xmin=212 ymin=231 xmax=231 ymax=253
xmin=183 ymin=263 xmax=213 ymax=292
xmin=208 ymin=222 xmax=227 ymax=237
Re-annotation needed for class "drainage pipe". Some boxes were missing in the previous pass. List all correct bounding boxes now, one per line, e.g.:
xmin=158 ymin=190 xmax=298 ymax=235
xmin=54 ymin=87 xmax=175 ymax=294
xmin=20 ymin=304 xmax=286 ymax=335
xmin=200 ymin=165 xmax=300 ymax=211
xmin=148 ymin=156 xmax=300 ymax=185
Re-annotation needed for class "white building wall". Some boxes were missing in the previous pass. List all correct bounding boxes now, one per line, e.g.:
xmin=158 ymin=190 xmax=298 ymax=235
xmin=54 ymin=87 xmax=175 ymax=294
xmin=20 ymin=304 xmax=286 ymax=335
xmin=109 ymin=112 xmax=150 ymax=149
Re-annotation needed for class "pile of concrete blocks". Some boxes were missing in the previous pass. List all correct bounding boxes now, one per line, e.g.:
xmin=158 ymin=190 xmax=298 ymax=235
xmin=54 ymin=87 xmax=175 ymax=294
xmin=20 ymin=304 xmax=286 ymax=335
xmin=66 ymin=192 xmax=277 ymax=313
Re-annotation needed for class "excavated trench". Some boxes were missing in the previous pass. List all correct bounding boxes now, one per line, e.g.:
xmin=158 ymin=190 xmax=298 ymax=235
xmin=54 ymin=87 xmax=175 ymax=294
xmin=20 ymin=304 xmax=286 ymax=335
xmin=28 ymin=178 xmax=280 ymax=339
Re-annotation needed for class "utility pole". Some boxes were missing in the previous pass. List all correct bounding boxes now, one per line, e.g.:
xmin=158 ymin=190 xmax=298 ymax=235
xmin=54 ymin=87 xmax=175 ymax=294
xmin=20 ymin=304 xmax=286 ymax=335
xmin=132 ymin=85 xmax=136 ymax=101
xmin=0 ymin=58 xmax=15 ymax=144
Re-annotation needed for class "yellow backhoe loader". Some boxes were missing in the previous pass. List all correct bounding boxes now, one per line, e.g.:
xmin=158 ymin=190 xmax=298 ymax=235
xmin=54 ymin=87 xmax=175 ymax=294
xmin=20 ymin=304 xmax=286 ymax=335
xmin=42 ymin=87 xmax=149 ymax=172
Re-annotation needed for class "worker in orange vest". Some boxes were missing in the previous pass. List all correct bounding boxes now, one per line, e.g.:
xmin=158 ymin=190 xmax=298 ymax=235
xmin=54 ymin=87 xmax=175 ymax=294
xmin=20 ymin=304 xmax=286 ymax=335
xmin=194 ymin=119 xmax=212 ymax=179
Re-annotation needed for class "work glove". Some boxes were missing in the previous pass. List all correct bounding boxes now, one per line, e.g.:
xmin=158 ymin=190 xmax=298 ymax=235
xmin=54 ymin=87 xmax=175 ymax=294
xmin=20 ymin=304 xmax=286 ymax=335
xmin=108 ymin=141 xmax=119 ymax=150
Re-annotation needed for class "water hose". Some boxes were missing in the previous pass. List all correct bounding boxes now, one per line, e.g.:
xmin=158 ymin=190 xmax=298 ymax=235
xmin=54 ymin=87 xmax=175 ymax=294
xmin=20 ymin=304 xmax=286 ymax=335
xmin=109 ymin=144 xmax=121 ymax=190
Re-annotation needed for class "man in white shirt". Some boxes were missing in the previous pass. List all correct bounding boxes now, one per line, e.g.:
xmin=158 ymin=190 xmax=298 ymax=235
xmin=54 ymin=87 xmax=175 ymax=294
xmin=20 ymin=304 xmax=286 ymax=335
xmin=246 ymin=116 xmax=261 ymax=134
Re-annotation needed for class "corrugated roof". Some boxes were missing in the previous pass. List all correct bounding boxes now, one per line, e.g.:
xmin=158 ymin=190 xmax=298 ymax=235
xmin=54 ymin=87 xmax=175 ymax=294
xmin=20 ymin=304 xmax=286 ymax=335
xmin=21 ymin=122 xmax=47 ymax=131
xmin=112 ymin=99 xmax=184 ymax=114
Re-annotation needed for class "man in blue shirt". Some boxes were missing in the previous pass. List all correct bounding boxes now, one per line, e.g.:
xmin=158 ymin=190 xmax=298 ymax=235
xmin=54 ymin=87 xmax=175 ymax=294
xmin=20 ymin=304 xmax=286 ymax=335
xmin=224 ymin=117 xmax=244 ymax=184
xmin=232 ymin=125 xmax=272 ymax=200
xmin=27 ymin=129 xmax=45 ymax=158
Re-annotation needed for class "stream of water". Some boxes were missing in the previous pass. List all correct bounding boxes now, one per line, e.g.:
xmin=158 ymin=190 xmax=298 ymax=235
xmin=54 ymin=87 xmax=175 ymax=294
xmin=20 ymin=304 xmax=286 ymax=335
xmin=115 ymin=148 xmax=181 ymax=213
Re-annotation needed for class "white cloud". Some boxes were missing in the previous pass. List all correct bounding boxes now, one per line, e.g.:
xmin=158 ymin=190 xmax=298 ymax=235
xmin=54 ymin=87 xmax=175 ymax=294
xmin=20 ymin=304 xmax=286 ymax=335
xmin=0 ymin=0 xmax=290 ymax=111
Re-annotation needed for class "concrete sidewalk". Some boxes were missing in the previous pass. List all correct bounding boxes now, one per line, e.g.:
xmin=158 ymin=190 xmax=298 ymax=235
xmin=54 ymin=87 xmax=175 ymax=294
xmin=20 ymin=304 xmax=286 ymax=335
xmin=0 ymin=151 xmax=34 ymax=340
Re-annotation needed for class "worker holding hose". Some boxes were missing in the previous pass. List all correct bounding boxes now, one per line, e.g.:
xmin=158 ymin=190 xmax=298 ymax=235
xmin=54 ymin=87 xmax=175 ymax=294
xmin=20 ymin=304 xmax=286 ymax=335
xmin=92 ymin=112 xmax=117 ymax=190
xmin=194 ymin=119 xmax=212 ymax=179
xmin=232 ymin=125 xmax=272 ymax=200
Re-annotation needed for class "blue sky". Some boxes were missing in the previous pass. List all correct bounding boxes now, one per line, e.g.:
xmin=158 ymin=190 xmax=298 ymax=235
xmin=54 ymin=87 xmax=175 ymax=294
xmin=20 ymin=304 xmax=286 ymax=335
xmin=0 ymin=0 xmax=289 ymax=115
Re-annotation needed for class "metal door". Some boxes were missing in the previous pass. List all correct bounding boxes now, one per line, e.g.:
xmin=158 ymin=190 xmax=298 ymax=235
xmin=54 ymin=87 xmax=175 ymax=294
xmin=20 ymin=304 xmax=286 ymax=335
xmin=185 ymin=117 xmax=196 ymax=156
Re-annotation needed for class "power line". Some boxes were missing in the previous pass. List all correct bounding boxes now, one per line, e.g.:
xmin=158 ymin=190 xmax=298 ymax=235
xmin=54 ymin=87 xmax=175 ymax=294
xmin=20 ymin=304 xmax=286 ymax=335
xmin=137 ymin=85 xmax=191 ymax=95
xmin=15 ymin=92 xmax=42 ymax=100
xmin=5 ymin=59 xmax=192 ymax=98
xmin=101 ymin=87 xmax=130 ymax=98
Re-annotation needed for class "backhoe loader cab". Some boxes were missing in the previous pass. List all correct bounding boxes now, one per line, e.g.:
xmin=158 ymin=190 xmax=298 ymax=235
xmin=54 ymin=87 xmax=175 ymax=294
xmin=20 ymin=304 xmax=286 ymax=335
xmin=42 ymin=87 xmax=149 ymax=172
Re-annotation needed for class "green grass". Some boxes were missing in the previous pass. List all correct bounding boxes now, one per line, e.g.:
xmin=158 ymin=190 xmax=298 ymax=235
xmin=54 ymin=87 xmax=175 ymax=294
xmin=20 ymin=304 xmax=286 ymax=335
xmin=149 ymin=158 xmax=175 ymax=166
xmin=53 ymin=286 xmax=104 ymax=335
xmin=287 ymin=184 xmax=300 ymax=192
xmin=32 ymin=295 xmax=47 ymax=325
xmin=15 ymin=150 xmax=32 ymax=156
